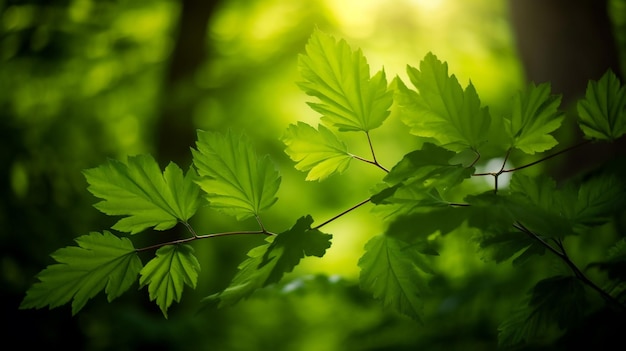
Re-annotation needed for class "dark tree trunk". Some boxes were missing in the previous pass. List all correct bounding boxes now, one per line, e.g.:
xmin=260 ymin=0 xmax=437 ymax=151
xmin=508 ymin=0 xmax=625 ymax=178
xmin=509 ymin=0 xmax=621 ymax=106
xmin=155 ymin=0 xmax=220 ymax=167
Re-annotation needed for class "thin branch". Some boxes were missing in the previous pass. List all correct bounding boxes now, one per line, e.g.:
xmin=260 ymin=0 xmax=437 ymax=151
xmin=350 ymin=154 xmax=389 ymax=173
xmin=135 ymin=230 xmax=270 ymax=252
xmin=514 ymin=222 xmax=625 ymax=311
xmin=312 ymin=197 xmax=371 ymax=230
xmin=182 ymin=221 xmax=198 ymax=238
xmin=366 ymin=131 xmax=389 ymax=172
xmin=502 ymin=140 xmax=591 ymax=173
xmin=349 ymin=132 xmax=389 ymax=173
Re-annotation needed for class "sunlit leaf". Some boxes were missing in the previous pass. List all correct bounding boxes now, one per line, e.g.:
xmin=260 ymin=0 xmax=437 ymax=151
xmin=139 ymin=244 xmax=200 ymax=318
xmin=359 ymin=234 xmax=432 ymax=321
xmin=498 ymin=276 xmax=587 ymax=348
xmin=395 ymin=53 xmax=491 ymax=152
xmin=298 ymin=28 xmax=393 ymax=132
xmin=282 ymin=122 xmax=352 ymax=181
xmin=192 ymin=130 xmax=281 ymax=220
xmin=508 ymin=82 xmax=564 ymax=154
xmin=577 ymin=70 xmax=626 ymax=141
xmin=204 ymin=216 xmax=332 ymax=307
xmin=84 ymin=154 xmax=201 ymax=234
xmin=20 ymin=231 xmax=142 ymax=315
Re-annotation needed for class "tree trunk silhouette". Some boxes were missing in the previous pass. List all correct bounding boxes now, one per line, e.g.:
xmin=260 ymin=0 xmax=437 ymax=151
xmin=155 ymin=0 xmax=220 ymax=167
xmin=509 ymin=0 xmax=625 ymax=178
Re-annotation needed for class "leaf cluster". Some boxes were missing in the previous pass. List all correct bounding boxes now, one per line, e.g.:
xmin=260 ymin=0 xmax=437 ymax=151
xmin=21 ymin=29 xmax=626 ymax=349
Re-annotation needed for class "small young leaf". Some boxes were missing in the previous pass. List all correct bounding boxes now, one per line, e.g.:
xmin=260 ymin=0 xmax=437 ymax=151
xmin=577 ymin=70 xmax=626 ymax=141
xmin=498 ymin=276 xmax=587 ymax=348
xmin=282 ymin=122 xmax=352 ymax=181
xmin=20 ymin=231 xmax=142 ymax=315
xmin=359 ymin=234 xmax=432 ymax=321
xmin=204 ymin=215 xmax=332 ymax=307
xmin=139 ymin=244 xmax=200 ymax=318
xmin=84 ymin=155 xmax=201 ymax=234
xmin=508 ymin=82 xmax=564 ymax=154
xmin=298 ymin=29 xmax=393 ymax=132
xmin=395 ymin=53 xmax=491 ymax=152
xmin=192 ymin=130 xmax=281 ymax=221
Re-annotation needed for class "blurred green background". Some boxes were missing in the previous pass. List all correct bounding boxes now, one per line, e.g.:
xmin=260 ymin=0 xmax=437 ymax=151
xmin=2 ymin=0 xmax=624 ymax=350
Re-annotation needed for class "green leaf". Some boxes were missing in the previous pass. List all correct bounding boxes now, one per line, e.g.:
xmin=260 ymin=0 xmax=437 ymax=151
xmin=139 ymin=244 xmax=200 ymax=318
xmin=588 ymin=238 xmax=626 ymax=283
xmin=577 ymin=70 xmax=626 ymax=141
xmin=498 ymin=276 xmax=587 ymax=348
xmin=385 ymin=207 xmax=467 ymax=245
xmin=192 ymin=130 xmax=281 ymax=221
xmin=204 ymin=215 xmax=332 ymax=307
xmin=282 ymin=122 xmax=352 ymax=181
xmin=371 ymin=144 xmax=474 ymax=217
xmin=20 ymin=231 xmax=142 ymax=315
xmin=383 ymin=143 xmax=474 ymax=188
xmin=395 ymin=53 xmax=491 ymax=152
xmin=359 ymin=234 xmax=432 ymax=321
xmin=466 ymin=192 xmax=546 ymax=266
xmin=508 ymin=82 xmax=564 ymax=154
xmin=84 ymin=155 xmax=201 ymax=234
xmin=298 ymin=29 xmax=393 ymax=132
xmin=507 ymin=174 xmax=574 ymax=238
xmin=568 ymin=173 xmax=626 ymax=230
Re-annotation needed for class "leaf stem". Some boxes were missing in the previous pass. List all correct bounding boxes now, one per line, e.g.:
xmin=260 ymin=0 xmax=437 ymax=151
xmin=502 ymin=140 xmax=591 ymax=173
xmin=136 ymin=229 xmax=275 ymax=252
xmin=513 ymin=222 xmax=626 ymax=312
xmin=312 ymin=197 xmax=371 ymax=230
xmin=350 ymin=132 xmax=389 ymax=173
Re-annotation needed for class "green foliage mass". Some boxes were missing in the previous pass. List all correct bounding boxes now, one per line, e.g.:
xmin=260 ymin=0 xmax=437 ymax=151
xmin=21 ymin=29 xmax=626 ymax=349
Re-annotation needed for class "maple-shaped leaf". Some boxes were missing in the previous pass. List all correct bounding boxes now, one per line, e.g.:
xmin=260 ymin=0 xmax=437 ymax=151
xmin=577 ymin=70 xmax=626 ymax=141
xmin=203 ymin=215 xmax=331 ymax=307
xmin=192 ymin=130 xmax=281 ymax=221
xmin=359 ymin=234 xmax=432 ymax=321
xmin=298 ymin=28 xmax=393 ymax=132
xmin=83 ymin=154 xmax=201 ymax=234
xmin=498 ymin=276 xmax=587 ymax=348
xmin=20 ymin=231 xmax=142 ymax=315
xmin=139 ymin=244 xmax=200 ymax=318
xmin=507 ymin=82 xmax=564 ymax=154
xmin=282 ymin=122 xmax=352 ymax=181
xmin=395 ymin=53 xmax=491 ymax=152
